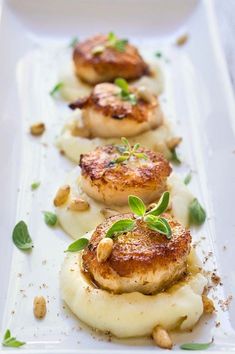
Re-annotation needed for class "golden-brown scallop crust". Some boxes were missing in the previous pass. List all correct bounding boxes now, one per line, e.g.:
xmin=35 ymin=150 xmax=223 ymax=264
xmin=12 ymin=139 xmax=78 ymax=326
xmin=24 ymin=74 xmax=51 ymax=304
xmin=73 ymin=34 xmax=149 ymax=84
xmin=82 ymin=213 xmax=191 ymax=284
xmin=69 ymin=82 xmax=159 ymax=122
xmin=79 ymin=145 xmax=172 ymax=190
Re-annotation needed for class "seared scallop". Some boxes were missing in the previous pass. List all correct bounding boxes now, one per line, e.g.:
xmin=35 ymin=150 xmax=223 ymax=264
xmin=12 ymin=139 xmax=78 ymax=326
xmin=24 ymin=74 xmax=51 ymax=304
xmin=73 ymin=34 xmax=149 ymax=84
xmin=79 ymin=145 xmax=172 ymax=206
xmin=69 ymin=83 xmax=163 ymax=138
xmin=82 ymin=213 xmax=191 ymax=294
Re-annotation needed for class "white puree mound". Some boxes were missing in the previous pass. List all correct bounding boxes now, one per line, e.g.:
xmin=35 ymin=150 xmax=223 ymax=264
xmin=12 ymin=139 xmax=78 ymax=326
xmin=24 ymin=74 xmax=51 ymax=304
xmin=56 ymin=111 xmax=175 ymax=164
xmin=60 ymin=249 xmax=207 ymax=338
xmin=58 ymin=60 xmax=164 ymax=102
xmin=56 ymin=169 xmax=194 ymax=239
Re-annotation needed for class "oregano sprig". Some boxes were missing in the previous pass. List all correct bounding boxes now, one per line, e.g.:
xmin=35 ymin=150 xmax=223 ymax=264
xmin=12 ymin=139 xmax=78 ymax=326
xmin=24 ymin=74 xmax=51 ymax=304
xmin=114 ymin=78 xmax=137 ymax=105
xmin=65 ymin=238 xmax=89 ymax=253
xmin=180 ymin=340 xmax=212 ymax=350
xmin=50 ymin=82 xmax=64 ymax=97
xmin=43 ymin=211 xmax=58 ymax=227
xmin=189 ymin=198 xmax=206 ymax=226
xmin=107 ymin=32 xmax=128 ymax=52
xmin=69 ymin=36 xmax=79 ymax=48
xmin=106 ymin=192 xmax=172 ymax=239
xmin=92 ymin=32 xmax=128 ymax=56
xmin=64 ymin=192 xmax=172 ymax=253
xmin=12 ymin=221 xmax=33 ymax=251
xmin=2 ymin=329 xmax=25 ymax=348
xmin=113 ymin=137 xmax=148 ymax=164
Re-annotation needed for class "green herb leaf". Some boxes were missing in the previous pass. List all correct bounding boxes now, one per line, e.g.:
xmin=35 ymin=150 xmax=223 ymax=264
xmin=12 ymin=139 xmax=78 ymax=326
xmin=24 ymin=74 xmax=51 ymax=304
xmin=43 ymin=211 xmax=57 ymax=227
xmin=108 ymin=31 xmax=117 ymax=45
xmin=105 ymin=192 xmax=172 ymax=241
xmin=113 ymin=155 xmax=129 ymax=163
xmin=184 ymin=172 xmax=192 ymax=185
xmin=115 ymin=144 xmax=127 ymax=154
xmin=65 ymin=238 xmax=89 ymax=252
xmin=121 ymin=137 xmax=131 ymax=148
xmin=147 ymin=191 xmax=170 ymax=216
xmin=158 ymin=217 xmax=172 ymax=239
xmin=12 ymin=221 xmax=33 ymax=251
xmin=113 ymin=138 xmax=148 ymax=165
xmin=2 ymin=329 xmax=25 ymax=348
xmin=123 ymin=151 xmax=131 ymax=156
xmin=189 ymin=198 xmax=206 ymax=226
xmin=114 ymin=78 xmax=137 ymax=105
xmin=144 ymin=215 xmax=171 ymax=237
xmin=50 ymin=82 xmax=64 ymax=96
xmin=134 ymin=152 xmax=148 ymax=160
xmin=155 ymin=51 xmax=162 ymax=58
xmin=106 ymin=219 xmax=135 ymax=238
xmin=31 ymin=181 xmax=40 ymax=190
xmin=180 ymin=342 xmax=212 ymax=350
xmin=115 ymin=78 xmax=129 ymax=94
xmin=170 ymin=148 xmax=181 ymax=165
xmin=69 ymin=36 xmax=79 ymax=48
xmin=133 ymin=143 xmax=140 ymax=151
xmin=143 ymin=214 xmax=156 ymax=223
xmin=114 ymin=39 xmax=128 ymax=52
xmin=3 ymin=339 xmax=26 ymax=348
xmin=3 ymin=329 xmax=11 ymax=341
xmin=107 ymin=32 xmax=128 ymax=52
xmin=128 ymin=195 xmax=146 ymax=217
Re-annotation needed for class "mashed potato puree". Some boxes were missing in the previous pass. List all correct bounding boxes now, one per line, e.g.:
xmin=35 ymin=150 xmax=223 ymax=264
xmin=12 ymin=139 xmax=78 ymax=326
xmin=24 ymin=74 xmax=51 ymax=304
xmin=60 ymin=249 xmax=207 ymax=338
xmin=58 ymin=60 xmax=164 ymax=102
xmin=57 ymin=114 xmax=175 ymax=164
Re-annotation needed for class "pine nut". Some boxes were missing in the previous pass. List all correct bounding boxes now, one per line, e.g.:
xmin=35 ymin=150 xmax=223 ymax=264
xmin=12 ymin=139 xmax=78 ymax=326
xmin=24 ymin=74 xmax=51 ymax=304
xmin=30 ymin=122 xmax=45 ymax=136
xmin=97 ymin=238 xmax=113 ymax=263
xmin=71 ymin=125 xmax=90 ymax=138
xmin=152 ymin=325 xmax=173 ymax=349
xmin=176 ymin=34 xmax=189 ymax=46
xmin=137 ymin=86 xmax=154 ymax=103
xmin=33 ymin=296 xmax=47 ymax=319
xmin=54 ymin=185 xmax=70 ymax=207
xmin=68 ymin=198 xmax=89 ymax=211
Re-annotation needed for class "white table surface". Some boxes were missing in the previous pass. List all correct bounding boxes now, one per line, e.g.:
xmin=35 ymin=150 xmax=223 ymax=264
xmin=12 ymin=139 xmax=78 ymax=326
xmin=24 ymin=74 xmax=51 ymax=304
xmin=214 ymin=0 xmax=235 ymax=91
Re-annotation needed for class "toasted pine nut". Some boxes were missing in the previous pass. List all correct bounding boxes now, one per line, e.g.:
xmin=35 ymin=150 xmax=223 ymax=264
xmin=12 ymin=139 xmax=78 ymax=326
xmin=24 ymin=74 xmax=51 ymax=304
xmin=136 ymin=86 xmax=154 ymax=103
xmin=152 ymin=325 xmax=173 ymax=349
xmin=97 ymin=238 xmax=113 ymax=263
xmin=30 ymin=122 xmax=45 ymax=136
xmin=166 ymin=137 xmax=182 ymax=150
xmin=33 ymin=296 xmax=47 ymax=319
xmin=176 ymin=34 xmax=189 ymax=46
xmin=71 ymin=125 xmax=90 ymax=138
xmin=54 ymin=185 xmax=70 ymax=207
xmin=68 ymin=198 xmax=89 ymax=211
xmin=202 ymin=295 xmax=215 ymax=314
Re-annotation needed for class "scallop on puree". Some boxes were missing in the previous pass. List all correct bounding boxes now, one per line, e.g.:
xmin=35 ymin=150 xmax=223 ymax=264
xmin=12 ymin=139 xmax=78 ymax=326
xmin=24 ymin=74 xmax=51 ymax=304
xmin=57 ymin=31 xmax=180 ymax=162
xmin=60 ymin=192 xmax=213 ymax=349
xmin=54 ymin=139 xmax=197 ymax=239
xmin=57 ymin=78 xmax=180 ymax=163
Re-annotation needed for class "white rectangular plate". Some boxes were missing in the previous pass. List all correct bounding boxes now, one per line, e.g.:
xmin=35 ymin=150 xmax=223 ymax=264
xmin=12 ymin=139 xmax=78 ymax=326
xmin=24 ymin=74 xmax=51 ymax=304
xmin=1 ymin=0 xmax=235 ymax=352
